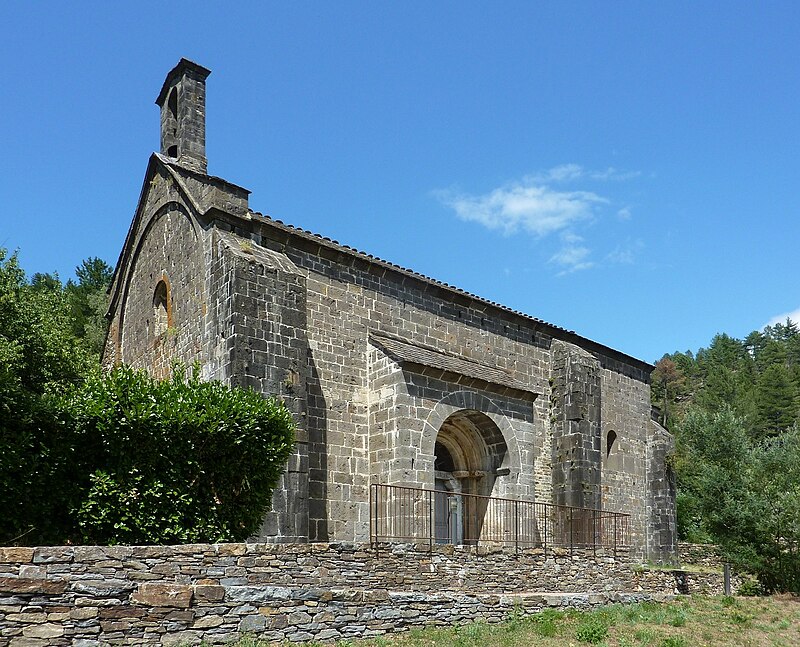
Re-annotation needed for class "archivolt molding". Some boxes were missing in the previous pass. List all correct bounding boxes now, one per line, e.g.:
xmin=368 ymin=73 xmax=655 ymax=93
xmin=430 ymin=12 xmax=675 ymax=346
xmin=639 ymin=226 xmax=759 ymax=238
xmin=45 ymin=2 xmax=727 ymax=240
xmin=421 ymin=390 xmax=523 ymax=476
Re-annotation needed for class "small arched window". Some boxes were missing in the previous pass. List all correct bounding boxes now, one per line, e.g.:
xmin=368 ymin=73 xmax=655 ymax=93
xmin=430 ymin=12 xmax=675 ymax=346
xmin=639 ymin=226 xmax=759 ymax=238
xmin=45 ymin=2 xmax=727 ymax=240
xmin=153 ymin=280 xmax=170 ymax=336
xmin=606 ymin=430 xmax=617 ymax=459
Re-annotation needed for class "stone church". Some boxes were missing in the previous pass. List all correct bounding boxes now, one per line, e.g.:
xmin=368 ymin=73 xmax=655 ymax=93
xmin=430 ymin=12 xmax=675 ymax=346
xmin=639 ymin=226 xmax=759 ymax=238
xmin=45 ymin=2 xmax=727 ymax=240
xmin=104 ymin=59 xmax=676 ymax=563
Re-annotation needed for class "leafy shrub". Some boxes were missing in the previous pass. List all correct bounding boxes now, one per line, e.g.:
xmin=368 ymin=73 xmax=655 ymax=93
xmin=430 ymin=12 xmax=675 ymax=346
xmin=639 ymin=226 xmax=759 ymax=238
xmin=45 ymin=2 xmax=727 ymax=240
xmin=575 ymin=617 xmax=609 ymax=644
xmin=737 ymin=578 xmax=763 ymax=597
xmin=57 ymin=365 xmax=295 ymax=544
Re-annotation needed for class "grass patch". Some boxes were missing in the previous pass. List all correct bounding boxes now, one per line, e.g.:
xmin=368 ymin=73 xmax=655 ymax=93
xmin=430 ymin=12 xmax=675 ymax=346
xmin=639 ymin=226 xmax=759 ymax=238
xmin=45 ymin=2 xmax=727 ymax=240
xmin=215 ymin=595 xmax=800 ymax=647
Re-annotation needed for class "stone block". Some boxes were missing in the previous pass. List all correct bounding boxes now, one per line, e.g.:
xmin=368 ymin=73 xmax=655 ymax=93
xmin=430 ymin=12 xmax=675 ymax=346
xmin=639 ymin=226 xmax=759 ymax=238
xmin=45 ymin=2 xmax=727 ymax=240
xmin=10 ymin=638 xmax=49 ymax=647
xmin=31 ymin=547 xmax=73 ymax=564
xmin=17 ymin=566 xmax=45 ymax=579
xmin=239 ymin=614 xmax=267 ymax=631
xmin=0 ymin=578 xmax=67 ymax=595
xmin=161 ymin=631 xmax=202 ymax=646
xmin=71 ymin=579 xmax=134 ymax=597
xmin=99 ymin=606 xmax=145 ymax=619
xmin=193 ymin=585 xmax=225 ymax=602
xmin=193 ymin=615 xmax=223 ymax=628
xmin=22 ymin=623 xmax=64 ymax=638
xmin=8 ymin=612 xmax=47 ymax=623
xmin=215 ymin=543 xmax=247 ymax=556
xmin=226 ymin=585 xmax=291 ymax=603
xmin=70 ymin=607 xmax=99 ymax=620
xmin=0 ymin=548 xmax=34 ymax=564
xmin=72 ymin=547 xmax=110 ymax=561
xmin=131 ymin=583 xmax=193 ymax=608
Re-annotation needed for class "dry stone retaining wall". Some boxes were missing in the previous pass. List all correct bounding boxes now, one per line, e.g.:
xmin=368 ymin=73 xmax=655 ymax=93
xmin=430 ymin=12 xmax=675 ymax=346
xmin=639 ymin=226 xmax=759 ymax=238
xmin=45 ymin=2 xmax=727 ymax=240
xmin=0 ymin=542 xmax=729 ymax=646
xmin=678 ymin=543 xmax=725 ymax=570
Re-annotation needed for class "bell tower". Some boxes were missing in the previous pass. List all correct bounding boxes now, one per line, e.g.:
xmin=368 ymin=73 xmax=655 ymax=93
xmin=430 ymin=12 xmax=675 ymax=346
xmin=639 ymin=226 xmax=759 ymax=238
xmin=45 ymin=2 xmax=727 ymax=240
xmin=155 ymin=58 xmax=211 ymax=174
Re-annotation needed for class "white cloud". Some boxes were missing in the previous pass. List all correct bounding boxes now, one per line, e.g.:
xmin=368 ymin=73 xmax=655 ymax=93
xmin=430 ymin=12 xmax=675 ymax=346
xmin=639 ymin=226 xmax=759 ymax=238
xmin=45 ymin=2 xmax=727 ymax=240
xmin=435 ymin=164 xmax=641 ymax=275
xmin=589 ymin=167 xmax=642 ymax=181
xmin=436 ymin=180 xmax=606 ymax=238
xmin=765 ymin=308 xmax=800 ymax=328
xmin=527 ymin=165 xmax=640 ymax=184
xmin=532 ymin=164 xmax=584 ymax=183
xmin=605 ymin=239 xmax=644 ymax=265
xmin=549 ymin=232 xmax=594 ymax=274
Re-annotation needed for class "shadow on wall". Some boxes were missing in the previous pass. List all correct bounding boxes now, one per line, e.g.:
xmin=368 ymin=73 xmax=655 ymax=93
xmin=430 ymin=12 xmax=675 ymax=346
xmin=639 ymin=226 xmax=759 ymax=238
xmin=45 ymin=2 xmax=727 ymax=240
xmin=307 ymin=351 xmax=329 ymax=541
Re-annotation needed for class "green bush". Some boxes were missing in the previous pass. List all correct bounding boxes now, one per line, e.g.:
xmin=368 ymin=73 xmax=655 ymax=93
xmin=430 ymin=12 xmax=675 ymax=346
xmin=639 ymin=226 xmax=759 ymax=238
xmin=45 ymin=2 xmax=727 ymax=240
xmin=575 ymin=617 xmax=609 ymax=644
xmin=57 ymin=365 xmax=295 ymax=544
xmin=737 ymin=578 xmax=763 ymax=597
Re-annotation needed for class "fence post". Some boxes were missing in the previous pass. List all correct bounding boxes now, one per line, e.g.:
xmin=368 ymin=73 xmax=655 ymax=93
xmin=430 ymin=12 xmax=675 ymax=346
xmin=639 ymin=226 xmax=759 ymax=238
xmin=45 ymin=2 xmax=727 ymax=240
xmin=543 ymin=505 xmax=547 ymax=556
xmin=592 ymin=508 xmax=596 ymax=557
xmin=429 ymin=489 xmax=433 ymax=551
xmin=724 ymin=563 xmax=731 ymax=596
xmin=570 ymin=507 xmax=574 ymax=555
xmin=370 ymin=483 xmax=375 ymax=547
xmin=514 ymin=499 xmax=519 ymax=555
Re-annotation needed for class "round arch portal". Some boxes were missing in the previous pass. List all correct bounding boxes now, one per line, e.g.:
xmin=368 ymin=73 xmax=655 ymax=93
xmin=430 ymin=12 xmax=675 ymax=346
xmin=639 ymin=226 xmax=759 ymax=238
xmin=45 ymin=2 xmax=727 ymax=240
xmin=433 ymin=409 xmax=508 ymax=544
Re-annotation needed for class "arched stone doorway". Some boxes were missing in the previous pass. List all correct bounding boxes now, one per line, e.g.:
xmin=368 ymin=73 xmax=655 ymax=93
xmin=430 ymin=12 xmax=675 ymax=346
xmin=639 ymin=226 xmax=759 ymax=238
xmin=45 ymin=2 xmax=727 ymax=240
xmin=433 ymin=409 xmax=508 ymax=544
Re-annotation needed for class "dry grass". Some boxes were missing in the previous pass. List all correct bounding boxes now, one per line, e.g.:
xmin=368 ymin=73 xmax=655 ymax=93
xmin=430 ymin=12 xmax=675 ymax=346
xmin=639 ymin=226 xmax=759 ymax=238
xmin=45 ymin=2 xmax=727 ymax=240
xmin=226 ymin=595 xmax=800 ymax=647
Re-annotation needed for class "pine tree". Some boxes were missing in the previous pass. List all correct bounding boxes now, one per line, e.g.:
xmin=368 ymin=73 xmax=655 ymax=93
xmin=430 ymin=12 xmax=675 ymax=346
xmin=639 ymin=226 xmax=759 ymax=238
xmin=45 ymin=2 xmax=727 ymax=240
xmin=756 ymin=364 xmax=797 ymax=436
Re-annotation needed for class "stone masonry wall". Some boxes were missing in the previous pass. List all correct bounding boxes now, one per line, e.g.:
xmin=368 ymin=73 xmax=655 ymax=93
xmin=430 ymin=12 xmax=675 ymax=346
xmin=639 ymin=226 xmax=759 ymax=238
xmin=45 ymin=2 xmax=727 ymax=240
xmin=600 ymin=361 xmax=651 ymax=560
xmin=0 ymin=543 xmax=720 ymax=646
xmin=646 ymin=421 xmax=677 ymax=564
xmin=550 ymin=341 xmax=602 ymax=512
xmin=678 ymin=543 xmax=725 ymax=570
xmin=250 ymin=221 xmax=657 ymax=553
xmin=205 ymin=231 xmax=310 ymax=542
xmin=107 ymin=168 xmax=666 ymax=556
xmin=111 ymin=168 xmax=208 ymax=378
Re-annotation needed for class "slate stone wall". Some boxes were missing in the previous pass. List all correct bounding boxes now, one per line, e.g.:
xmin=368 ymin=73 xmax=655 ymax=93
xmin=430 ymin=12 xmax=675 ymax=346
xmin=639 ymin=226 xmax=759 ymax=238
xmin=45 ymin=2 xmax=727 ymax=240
xmin=678 ymin=543 xmax=724 ymax=569
xmin=247 ymin=221 xmax=659 ymax=555
xmin=107 ymin=202 xmax=668 ymax=555
xmin=550 ymin=341 xmax=602 ymax=512
xmin=259 ymin=234 xmax=556 ymax=543
xmin=107 ymin=169 xmax=208 ymax=378
xmin=646 ymin=421 xmax=677 ymax=564
xmin=0 ymin=543 xmax=719 ymax=646
xmin=599 ymin=360 xmax=652 ymax=559
xmin=204 ymin=230 xmax=310 ymax=542
xmin=104 ymin=155 xmax=671 ymax=559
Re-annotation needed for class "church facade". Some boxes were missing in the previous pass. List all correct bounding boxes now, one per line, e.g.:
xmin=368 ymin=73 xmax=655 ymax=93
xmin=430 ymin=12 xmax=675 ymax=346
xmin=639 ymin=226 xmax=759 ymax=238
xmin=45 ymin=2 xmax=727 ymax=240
xmin=104 ymin=59 xmax=676 ymax=563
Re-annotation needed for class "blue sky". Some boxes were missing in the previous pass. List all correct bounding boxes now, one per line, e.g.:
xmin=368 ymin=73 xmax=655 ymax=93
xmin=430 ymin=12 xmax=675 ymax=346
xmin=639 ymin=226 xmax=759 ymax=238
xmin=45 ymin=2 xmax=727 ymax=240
xmin=1 ymin=1 xmax=799 ymax=363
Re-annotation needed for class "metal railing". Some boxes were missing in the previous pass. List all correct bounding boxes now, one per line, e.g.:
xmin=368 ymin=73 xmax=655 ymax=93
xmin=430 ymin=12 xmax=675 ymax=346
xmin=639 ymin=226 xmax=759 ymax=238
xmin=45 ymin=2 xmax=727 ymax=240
xmin=370 ymin=483 xmax=630 ymax=555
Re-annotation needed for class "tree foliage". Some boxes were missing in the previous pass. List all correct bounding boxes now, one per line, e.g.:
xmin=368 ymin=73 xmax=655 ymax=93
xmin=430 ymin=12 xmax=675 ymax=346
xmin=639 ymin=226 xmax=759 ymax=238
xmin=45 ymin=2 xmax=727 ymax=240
xmin=0 ymin=248 xmax=295 ymax=546
xmin=657 ymin=321 xmax=800 ymax=592
xmin=675 ymin=408 xmax=800 ymax=593
xmin=654 ymin=321 xmax=800 ymax=438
